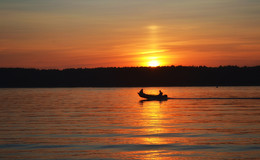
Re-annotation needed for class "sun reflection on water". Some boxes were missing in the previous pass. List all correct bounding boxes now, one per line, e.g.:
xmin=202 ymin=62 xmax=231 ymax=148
xmin=139 ymin=100 xmax=167 ymax=159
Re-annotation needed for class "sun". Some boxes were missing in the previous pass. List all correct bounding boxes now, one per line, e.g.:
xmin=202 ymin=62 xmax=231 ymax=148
xmin=148 ymin=60 xmax=160 ymax=67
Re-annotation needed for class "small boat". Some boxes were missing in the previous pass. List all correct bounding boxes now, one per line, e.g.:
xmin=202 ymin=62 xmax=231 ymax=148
xmin=138 ymin=92 xmax=168 ymax=100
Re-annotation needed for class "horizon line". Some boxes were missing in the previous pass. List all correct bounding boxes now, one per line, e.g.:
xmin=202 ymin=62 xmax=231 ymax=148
xmin=0 ymin=65 xmax=260 ymax=71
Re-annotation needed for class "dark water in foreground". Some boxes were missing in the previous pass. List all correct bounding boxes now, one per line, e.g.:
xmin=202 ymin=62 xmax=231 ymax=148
xmin=0 ymin=87 xmax=260 ymax=159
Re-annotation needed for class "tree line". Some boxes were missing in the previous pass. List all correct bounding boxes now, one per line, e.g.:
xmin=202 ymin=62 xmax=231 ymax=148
xmin=0 ymin=65 xmax=259 ymax=87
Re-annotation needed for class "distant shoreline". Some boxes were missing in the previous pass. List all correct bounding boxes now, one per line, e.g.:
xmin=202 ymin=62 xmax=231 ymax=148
xmin=0 ymin=85 xmax=260 ymax=89
xmin=1 ymin=66 xmax=259 ymax=88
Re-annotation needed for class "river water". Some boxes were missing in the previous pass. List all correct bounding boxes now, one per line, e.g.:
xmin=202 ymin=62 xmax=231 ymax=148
xmin=0 ymin=87 xmax=260 ymax=159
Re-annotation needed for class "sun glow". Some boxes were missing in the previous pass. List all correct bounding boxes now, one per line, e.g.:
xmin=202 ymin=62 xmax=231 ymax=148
xmin=148 ymin=60 xmax=160 ymax=67
xmin=137 ymin=25 xmax=169 ymax=67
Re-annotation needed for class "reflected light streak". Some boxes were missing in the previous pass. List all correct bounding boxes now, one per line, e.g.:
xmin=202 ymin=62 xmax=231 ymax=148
xmin=140 ymin=100 xmax=167 ymax=159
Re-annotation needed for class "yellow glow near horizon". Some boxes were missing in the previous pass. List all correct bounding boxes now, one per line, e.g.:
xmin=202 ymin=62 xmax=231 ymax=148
xmin=148 ymin=60 xmax=160 ymax=67
xmin=136 ymin=25 xmax=170 ymax=67
xmin=144 ymin=25 xmax=163 ymax=67
xmin=139 ymin=54 xmax=169 ymax=67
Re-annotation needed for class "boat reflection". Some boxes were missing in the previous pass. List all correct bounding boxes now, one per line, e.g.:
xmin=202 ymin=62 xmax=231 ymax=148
xmin=139 ymin=99 xmax=168 ymax=105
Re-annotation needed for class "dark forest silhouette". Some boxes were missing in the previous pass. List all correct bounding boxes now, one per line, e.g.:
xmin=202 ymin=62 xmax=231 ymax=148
xmin=0 ymin=65 xmax=259 ymax=87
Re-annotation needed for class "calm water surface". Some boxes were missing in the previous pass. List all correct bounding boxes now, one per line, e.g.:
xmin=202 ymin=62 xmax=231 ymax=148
xmin=0 ymin=87 xmax=260 ymax=159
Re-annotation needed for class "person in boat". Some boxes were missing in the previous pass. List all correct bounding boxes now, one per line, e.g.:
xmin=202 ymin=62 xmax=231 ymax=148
xmin=139 ymin=89 xmax=144 ymax=94
xmin=159 ymin=90 xmax=163 ymax=96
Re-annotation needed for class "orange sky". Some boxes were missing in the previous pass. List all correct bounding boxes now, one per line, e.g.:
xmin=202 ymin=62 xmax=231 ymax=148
xmin=0 ymin=0 xmax=260 ymax=68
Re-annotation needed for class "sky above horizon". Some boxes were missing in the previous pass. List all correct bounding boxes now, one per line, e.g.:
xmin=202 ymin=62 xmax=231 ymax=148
xmin=0 ymin=0 xmax=260 ymax=68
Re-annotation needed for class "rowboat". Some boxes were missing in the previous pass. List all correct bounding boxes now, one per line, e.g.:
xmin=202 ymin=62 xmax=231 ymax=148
xmin=138 ymin=92 xmax=168 ymax=100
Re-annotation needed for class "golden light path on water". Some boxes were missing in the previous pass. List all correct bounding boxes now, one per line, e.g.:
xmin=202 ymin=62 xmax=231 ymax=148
xmin=1 ymin=87 xmax=260 ymax=159
xmin=135 ymin=88 xmax=206 ymax=159
xmin=141 ymin=100 xmax=166 ymax=159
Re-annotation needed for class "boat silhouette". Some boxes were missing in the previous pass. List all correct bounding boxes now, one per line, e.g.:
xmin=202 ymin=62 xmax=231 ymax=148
xmin=138 ymin=91 xmax=168 ymax=100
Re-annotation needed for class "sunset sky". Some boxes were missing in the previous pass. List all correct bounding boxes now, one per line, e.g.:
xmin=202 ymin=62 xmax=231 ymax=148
xmin=0 ymin=0 xmax=260 ymax=68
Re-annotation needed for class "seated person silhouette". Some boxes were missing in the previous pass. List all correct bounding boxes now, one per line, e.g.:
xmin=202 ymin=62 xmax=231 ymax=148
xmin=159 ymin=90 xmax=163 ymax=96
